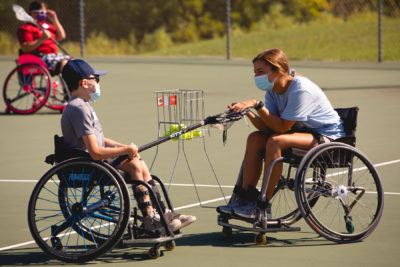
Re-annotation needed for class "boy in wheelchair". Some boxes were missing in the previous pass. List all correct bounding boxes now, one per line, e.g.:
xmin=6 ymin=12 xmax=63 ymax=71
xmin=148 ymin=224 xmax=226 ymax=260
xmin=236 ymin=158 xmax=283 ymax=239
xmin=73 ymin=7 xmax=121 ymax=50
xmin=60 ymin=59 xmax=196 ymax=233
xmin=17 ymin=1 xmax=70 ymax=75
xmin=217 ymin=48 xmax=345 ymax=220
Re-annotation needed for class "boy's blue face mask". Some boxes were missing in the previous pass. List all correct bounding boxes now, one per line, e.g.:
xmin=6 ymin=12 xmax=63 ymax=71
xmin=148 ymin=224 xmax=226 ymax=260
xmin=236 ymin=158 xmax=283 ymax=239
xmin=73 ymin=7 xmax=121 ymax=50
xmin=254 ymin=74 xmax=274 ymax=91
xmin=90 ymin=83 xmax=101 ymax=102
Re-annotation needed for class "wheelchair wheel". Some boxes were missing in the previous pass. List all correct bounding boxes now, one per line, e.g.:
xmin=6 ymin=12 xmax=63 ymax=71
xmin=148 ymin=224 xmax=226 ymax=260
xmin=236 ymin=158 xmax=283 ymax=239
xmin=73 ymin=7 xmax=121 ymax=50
xmin=269 ymin=162 xmax=302 ymax=224
xmin=3 ymin=63 xmax=51 ymax=114
xmin=28 ymin=159 xmax=131 ymax=263
xmin=45 ymin=75 xmax=69 ymax=112
xmin=295 ymin=143 xmax=384 ymax=243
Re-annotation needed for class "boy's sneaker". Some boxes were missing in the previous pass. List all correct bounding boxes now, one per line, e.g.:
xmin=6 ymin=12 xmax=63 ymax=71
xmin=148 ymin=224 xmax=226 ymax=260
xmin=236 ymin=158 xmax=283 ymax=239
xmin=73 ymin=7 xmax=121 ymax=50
xmin=165 ymin=209 xmax=196 ymax=229
xmin=143 ymin=210 xmax=181 ymax=232
xmin=217 ymin=198 xmax=246 ymax=214
xmin=232 ymin=200 xmax=258 ymax=219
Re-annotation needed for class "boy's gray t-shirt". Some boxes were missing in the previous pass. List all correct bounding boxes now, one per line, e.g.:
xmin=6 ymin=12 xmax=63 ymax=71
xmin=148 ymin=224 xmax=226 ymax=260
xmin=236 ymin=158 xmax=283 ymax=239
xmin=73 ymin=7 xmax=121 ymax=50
xmin=61 ymin=97 xmax=105 ymax=151
xmin=264 ymin=75 xmax=345 ymax=140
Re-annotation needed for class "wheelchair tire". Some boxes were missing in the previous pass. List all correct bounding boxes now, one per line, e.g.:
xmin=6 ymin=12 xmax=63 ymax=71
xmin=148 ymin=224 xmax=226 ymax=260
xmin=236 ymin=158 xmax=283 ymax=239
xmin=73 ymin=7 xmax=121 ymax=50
xmin=28 ymin=158 xmax=131 ymax=263
xmin=3 ymin=63 xmax=51 ymax=114
xmin=45 ymin=74 xmax=69 ymax=112
xmin=295 ymin=143 xmax=384 ymax=243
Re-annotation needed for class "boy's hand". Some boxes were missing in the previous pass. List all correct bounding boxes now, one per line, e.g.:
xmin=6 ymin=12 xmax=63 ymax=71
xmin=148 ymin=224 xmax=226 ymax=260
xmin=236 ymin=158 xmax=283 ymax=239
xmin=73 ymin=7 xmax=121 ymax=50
xmin=127 ymin=143 xmax=138 ymax=159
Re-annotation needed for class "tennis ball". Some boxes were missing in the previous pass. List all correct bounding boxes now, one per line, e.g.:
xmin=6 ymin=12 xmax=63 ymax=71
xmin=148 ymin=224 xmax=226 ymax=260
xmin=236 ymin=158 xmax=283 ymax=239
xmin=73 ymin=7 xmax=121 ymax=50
xmin=182 ymin=132 xmax=193 ymax=140
xmin=170 ymin=123 xmax=186 ymax=133
xmin=193 ymin=129 xmax=202 ymax=137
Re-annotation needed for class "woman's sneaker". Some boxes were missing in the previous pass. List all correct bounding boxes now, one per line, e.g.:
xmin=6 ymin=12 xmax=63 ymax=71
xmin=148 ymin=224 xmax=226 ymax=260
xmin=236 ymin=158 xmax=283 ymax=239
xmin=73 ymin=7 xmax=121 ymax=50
xmin=232 ymin=201 xmax=272 ymax=220
xmin=217 ymin=198 xmax=247 ymax=214
xmin=232 ymin=200 xmax=258 ymax=219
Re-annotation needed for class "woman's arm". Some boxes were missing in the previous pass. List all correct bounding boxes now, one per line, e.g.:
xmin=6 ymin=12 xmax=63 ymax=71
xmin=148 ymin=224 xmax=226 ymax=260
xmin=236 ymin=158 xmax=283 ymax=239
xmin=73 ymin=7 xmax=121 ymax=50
xmin=256 ymin=102 xmax=295 ymax=133
xmin=82 ymin=134 xmax=137 ymax=161
xmin=229 ymin=99 xmax=295 ymax=133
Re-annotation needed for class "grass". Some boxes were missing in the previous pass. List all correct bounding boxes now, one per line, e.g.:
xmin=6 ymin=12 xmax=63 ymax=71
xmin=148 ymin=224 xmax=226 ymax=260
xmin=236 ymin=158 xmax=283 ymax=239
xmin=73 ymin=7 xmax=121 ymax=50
xmin=144 ymin=16 xmax=400 ymax=61
xmin=1 ymin=15 xmax=399 ymax=61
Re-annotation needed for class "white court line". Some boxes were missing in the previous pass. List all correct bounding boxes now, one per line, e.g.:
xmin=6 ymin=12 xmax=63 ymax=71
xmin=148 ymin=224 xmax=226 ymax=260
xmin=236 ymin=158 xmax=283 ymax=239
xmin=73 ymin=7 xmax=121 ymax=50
xmin=0 ymin=195 xmax=230 ymax=252
xmin=0 ymin=158 xmax=399 ymax=252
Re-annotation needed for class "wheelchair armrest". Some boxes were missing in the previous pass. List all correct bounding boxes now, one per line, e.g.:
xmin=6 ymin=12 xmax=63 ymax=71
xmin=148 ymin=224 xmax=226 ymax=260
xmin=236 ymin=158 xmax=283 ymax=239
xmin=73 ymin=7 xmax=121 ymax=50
xmin=45 ymin=154 xmax=56 ymax=165
xmin=333 ymin=136 xmax=356 ymax=147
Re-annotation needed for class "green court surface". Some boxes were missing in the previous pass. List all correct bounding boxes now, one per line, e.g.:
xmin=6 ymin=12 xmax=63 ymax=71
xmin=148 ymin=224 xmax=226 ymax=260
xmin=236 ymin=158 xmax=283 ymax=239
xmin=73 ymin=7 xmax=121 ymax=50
xmin=0 ymin=56 xmax=399 ymax=266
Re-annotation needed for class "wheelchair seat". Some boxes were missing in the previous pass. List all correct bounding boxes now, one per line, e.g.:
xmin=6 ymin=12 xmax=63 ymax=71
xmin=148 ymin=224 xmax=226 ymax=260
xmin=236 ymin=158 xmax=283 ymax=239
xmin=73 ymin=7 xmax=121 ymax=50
xmin=17 ymin=54 xmax=48 ymax=69
xmin=282 ymin=107 xmax=359 ymax=164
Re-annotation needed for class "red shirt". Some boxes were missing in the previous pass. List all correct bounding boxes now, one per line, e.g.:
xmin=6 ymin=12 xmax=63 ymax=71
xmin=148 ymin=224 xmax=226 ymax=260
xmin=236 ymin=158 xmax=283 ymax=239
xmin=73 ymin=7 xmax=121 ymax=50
xmin=17 ymin=22 xmax=57 ymax=54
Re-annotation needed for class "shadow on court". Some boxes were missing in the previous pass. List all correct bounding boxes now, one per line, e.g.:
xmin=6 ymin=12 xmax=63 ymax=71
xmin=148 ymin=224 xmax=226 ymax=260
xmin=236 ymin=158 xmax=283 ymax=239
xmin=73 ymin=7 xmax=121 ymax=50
xmin=0 ymin=246 xmax=154 ymax=265
xmin=0 ymin=231 xmax=337 ymax=265
xmin=176 ymin=231 xmax=335 ymax=248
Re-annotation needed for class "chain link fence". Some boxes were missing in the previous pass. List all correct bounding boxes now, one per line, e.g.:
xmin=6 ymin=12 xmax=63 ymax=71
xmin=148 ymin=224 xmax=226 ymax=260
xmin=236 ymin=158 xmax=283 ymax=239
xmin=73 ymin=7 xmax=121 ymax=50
xmin=0 ymin=0 xmax=399 ymax=61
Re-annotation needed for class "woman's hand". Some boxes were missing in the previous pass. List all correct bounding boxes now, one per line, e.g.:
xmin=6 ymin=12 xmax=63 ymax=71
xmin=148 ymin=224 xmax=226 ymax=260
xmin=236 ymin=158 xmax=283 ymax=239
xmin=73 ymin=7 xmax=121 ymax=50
xmin=228 ymin=99 xmax=257 ymax=113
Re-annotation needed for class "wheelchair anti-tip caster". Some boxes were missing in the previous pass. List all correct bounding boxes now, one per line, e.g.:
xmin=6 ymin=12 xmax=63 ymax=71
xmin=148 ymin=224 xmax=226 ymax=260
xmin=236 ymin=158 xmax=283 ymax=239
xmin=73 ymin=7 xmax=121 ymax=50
xmin=222 ymin=226 xmax=232 ymax=238
xmin=254 ymin=233 xmax=267 ymax=245
xmin=164 ymin=240 xmax=176 ymax=251
xmin=148 ymin=246 xmax=161 ymax=259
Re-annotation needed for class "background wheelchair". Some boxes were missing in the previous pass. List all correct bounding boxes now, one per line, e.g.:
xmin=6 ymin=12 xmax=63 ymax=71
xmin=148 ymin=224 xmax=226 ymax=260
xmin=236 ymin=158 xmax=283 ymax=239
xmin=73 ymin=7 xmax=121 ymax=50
xmin=217 ymin=107 xmax=384 ymax=245
xmin=2 ymin=54 xmax=70 ymax=114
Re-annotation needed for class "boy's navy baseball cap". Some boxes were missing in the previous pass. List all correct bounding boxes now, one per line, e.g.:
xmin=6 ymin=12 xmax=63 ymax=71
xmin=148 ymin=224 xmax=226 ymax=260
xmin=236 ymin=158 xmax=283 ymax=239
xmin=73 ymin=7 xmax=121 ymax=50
xmin=62 ymin=59 xmax=106 ymax=83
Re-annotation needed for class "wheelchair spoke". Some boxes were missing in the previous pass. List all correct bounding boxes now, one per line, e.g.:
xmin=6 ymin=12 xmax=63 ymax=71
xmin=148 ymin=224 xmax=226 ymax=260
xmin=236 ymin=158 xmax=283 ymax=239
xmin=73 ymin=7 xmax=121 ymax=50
xmin=297 ymin=144 xmax=384 ymax=242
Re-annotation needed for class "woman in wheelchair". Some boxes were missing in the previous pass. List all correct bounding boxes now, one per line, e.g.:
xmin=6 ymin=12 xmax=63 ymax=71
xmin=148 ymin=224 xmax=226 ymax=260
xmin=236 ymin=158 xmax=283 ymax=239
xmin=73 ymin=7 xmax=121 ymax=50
xmin=217 ymin=48 xmax=345 ymax=219
xmin=17 ymin=1 xmax=70 ymax=74
xmin=61 ymin=59 xmax=195 ymax=233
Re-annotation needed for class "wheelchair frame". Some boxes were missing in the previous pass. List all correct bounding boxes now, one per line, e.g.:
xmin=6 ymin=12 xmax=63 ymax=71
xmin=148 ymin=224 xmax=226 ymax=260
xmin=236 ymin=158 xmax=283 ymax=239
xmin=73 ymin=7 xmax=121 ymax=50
xmin=3 ymin=54 xmax=70 ymax=114
xmin=28 ymin=156 xmax=182 ymax=263
xmin=217 ymin=107 xmax=384 ymax=245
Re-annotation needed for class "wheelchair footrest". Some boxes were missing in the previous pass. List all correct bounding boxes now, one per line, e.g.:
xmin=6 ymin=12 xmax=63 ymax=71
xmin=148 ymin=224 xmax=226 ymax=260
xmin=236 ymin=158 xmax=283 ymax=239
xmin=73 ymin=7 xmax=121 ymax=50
xmin=122 ymin=233 xmax=183 ymax=245
xmin=218 ymin=220 xmax=301 ymax=233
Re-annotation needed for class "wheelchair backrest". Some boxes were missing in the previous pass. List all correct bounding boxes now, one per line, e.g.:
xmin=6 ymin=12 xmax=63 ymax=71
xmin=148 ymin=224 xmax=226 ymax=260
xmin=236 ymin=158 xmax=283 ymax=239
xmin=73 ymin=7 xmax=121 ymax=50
xmin=53 ymin=135 xmax=90 ymax=163
xmin=334 ymin=107 xmax=359 ymax=146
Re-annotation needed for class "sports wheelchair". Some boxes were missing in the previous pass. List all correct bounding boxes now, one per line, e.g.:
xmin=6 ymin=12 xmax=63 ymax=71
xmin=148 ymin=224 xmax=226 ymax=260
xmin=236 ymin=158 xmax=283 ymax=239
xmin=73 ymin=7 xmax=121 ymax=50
xmin=3 ymin=54 xmax=70 ymax=114
xmin=28 ymin=136 xmax=182 ymax=263
xmin=217 ymin=107 xmax=384 ymax=245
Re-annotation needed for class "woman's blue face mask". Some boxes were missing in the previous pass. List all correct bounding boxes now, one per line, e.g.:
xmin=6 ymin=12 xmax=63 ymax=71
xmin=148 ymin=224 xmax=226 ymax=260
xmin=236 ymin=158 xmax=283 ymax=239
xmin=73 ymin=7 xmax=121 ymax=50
xmin=254 ymin=74 xmax=274 ymax=91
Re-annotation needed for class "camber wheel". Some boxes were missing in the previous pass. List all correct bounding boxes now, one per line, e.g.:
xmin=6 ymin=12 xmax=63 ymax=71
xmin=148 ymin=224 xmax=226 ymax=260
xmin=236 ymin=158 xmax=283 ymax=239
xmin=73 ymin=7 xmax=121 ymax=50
xmin=3 ymin=63 xmax=51 ymax=114
xmin=28 ymin=159 xmax=131 ymax=263
xmin=295 ymin=143 xmax=384 ymax=243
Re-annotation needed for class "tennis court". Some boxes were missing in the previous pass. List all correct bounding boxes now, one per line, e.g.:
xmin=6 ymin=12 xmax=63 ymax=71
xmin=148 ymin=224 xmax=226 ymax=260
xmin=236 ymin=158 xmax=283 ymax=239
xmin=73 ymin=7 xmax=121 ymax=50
xmin=0 ymin=56 xmax=399 ymax=266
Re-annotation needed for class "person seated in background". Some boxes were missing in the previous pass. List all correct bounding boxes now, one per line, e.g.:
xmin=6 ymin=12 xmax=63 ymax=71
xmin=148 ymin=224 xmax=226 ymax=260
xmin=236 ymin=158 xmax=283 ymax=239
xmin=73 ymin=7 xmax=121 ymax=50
xmin=17 ymin=0 xmax=70 ymax=74
xmin=61 ymin=59 xmax=196 ymax=232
